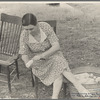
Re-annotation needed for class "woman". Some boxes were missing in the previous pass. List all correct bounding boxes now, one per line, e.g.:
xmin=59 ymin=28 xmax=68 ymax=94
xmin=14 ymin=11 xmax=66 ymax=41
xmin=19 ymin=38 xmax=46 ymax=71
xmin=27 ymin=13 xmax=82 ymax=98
xmin=19 ymin=13 xmax=91 ymax=99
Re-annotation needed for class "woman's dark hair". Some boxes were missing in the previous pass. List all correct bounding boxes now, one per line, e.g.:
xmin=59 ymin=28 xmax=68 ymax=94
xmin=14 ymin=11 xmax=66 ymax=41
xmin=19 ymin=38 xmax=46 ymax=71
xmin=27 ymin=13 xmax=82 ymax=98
xmin=22 ymin=13 xmax=37 ymax=26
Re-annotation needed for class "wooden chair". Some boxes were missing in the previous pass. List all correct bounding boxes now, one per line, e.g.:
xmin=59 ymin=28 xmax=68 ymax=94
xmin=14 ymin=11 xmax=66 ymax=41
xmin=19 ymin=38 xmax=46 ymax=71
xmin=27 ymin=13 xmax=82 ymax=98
xmin=0 ymin=13 xmax=22 ymax=93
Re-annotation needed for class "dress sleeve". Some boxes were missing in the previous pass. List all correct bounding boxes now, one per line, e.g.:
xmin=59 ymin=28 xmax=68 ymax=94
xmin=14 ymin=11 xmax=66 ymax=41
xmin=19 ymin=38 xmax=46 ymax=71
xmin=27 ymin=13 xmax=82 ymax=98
xmin=43 ymin=22 xmax=59 ymax=45
xmin=19 ymin=30 xmax=29 ymax=55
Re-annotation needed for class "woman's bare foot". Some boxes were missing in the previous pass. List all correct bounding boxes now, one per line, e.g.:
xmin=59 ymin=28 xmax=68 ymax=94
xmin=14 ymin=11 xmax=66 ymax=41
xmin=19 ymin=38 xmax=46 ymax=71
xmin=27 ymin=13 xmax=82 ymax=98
xmin=74 ymin=83 xmax=92 ymax=98
xmin=51 ymin=95 xmax=58 ymax=99
xmin=79 ymin=89 xmax=92 ymax=98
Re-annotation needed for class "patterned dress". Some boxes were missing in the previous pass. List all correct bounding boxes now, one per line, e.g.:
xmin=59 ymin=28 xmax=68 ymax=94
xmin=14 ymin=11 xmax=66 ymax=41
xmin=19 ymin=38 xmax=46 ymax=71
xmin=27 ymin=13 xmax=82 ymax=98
xmin=19 ymin=22 xmax=71 ymax=86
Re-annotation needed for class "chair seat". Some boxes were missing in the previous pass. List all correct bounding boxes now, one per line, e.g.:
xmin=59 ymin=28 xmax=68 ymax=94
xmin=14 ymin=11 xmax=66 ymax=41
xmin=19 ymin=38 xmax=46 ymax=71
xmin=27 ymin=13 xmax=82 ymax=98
xmin=0 ymin=54 xmax=18 ymax=66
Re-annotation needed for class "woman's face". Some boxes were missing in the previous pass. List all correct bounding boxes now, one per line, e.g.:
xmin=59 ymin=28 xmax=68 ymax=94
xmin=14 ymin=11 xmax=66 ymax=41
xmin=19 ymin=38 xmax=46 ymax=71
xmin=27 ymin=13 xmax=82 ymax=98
xmin=23 ymin=24 xmax=38 ymax=32
xmin=23 ymin=23 xmax=40 ymax=36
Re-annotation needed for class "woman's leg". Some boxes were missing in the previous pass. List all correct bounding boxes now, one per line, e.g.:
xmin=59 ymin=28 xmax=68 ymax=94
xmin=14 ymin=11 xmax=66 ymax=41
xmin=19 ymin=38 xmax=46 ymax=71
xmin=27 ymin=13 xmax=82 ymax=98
xmin=62 ymin=70 xmax=91 ymax=98
xmin=52 ymin=74 xmax=63 ymax=99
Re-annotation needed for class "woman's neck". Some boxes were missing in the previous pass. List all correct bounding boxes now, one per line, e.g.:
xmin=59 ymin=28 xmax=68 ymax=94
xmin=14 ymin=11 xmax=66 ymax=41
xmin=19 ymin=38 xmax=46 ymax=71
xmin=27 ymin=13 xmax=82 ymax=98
xmin=31 ymin=25 xmax=40 ymax=37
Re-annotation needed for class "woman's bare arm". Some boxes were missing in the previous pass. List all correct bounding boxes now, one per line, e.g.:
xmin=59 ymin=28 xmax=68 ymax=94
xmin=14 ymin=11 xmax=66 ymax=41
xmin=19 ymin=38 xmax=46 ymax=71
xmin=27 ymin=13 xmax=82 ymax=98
xmin=21 ymin=55 xmax=29 ymax=65
xmin=41 ymin=42 xmax=60 ymax=59
xmin=22 ymin=55 xmax=34 ymax=68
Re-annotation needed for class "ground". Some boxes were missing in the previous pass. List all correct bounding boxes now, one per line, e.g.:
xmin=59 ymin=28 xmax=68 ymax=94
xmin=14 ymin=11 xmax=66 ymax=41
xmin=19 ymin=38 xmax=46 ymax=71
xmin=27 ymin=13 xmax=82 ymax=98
xmin=0 ymin=2 xmax=100 ymax=99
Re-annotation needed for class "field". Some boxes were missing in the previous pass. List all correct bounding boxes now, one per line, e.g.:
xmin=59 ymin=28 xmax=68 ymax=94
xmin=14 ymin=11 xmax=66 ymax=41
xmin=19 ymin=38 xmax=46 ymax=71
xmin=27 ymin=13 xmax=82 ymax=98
xmin=0 ymin=2 xmax=100 ymax=99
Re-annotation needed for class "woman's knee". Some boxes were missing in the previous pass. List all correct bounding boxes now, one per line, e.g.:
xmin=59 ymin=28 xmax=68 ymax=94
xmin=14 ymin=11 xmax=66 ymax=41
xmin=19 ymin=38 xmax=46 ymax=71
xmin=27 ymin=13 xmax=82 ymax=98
xmin=62 ymin=69 xmax=68 ymax=75
xmin=57 ymin=74 xmax=63 ymax=81
xmin=62 ymin=70 xmax=78 ymax=84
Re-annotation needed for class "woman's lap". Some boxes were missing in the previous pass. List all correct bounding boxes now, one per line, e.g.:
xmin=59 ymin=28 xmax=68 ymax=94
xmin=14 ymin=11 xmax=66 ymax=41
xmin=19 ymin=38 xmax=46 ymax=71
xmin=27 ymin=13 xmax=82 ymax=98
xmin=32 ymin=52 xmax=71 ymax=85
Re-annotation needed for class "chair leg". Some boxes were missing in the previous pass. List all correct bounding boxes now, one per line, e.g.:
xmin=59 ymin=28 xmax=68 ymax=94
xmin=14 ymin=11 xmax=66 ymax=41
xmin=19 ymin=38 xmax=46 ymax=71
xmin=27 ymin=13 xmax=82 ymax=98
xmin=0 ymin=65 xmax=1 ymax=73
xmin=15 ymin=60 xmax=19 ymax=79
xmin=31 ymin=68 xmax=35 ymax=87
xmin=31 ymin=69 xmax=38 ymax=98
xmin=35 ymin=77 xmax=38 ymax=98
xmin=7 ymin=66 xmax=11 ymax=93
xmin=63 ymin=83 xmax=67 ymax=98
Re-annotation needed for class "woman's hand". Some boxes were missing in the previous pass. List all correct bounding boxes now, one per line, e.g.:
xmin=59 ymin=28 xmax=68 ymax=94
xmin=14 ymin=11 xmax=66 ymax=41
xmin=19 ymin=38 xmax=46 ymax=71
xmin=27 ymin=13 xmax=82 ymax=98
xmin=26 ymin=54 xmax=45 ymax=68
xmin=32 ymin=55 xmax=41 ymax=60
xmin=26 ymin=60 xmax=33 ymax=68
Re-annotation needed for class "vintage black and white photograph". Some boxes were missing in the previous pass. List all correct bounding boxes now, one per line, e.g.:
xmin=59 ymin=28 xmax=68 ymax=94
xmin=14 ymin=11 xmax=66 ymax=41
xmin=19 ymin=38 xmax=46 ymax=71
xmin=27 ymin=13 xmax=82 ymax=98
xmin=0 ymin=1 xmax=100 ymax=99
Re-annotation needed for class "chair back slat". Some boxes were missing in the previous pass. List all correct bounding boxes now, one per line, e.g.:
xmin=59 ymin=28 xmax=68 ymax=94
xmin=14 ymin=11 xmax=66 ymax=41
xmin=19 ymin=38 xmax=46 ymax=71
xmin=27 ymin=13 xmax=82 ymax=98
xmin=0 ymin=13 xmax=22 ymax=56
xmin=7 ymin=23 xmax=15 ymax=55
xmin=1 ymin=22 xmax=7 ymax=53
xmin=3 ymin=23 xmax=12 ymax=54
xmin=8 ymin=23 xmax=15 ymax=55
xmin=12 ymin=25 xmax=22 ymax=55
xmin=0 ymin=21 xmax=2 ymax=40
xmin=45 ymin=20 xmax=56 ymax=33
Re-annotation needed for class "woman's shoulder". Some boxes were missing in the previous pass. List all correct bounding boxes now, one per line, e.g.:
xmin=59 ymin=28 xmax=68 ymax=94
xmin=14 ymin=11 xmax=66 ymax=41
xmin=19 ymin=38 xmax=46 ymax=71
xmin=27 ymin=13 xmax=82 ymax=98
xmin=38 ymin=21 xmax=52 ymax=35
xmin=39 ymin=21 xmax=51 ymax=29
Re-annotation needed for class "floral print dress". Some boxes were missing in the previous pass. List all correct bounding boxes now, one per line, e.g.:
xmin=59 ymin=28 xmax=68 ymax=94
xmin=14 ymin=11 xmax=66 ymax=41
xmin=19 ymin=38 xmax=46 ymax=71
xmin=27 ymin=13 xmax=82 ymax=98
xmin=19 ymin=22 xmax=71 ymax=86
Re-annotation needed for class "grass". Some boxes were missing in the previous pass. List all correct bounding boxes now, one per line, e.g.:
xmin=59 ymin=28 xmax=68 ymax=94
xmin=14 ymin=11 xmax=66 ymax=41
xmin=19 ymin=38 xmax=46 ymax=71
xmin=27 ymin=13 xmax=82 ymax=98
xmin=0 ymin=3 xmax=100 ymax=99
